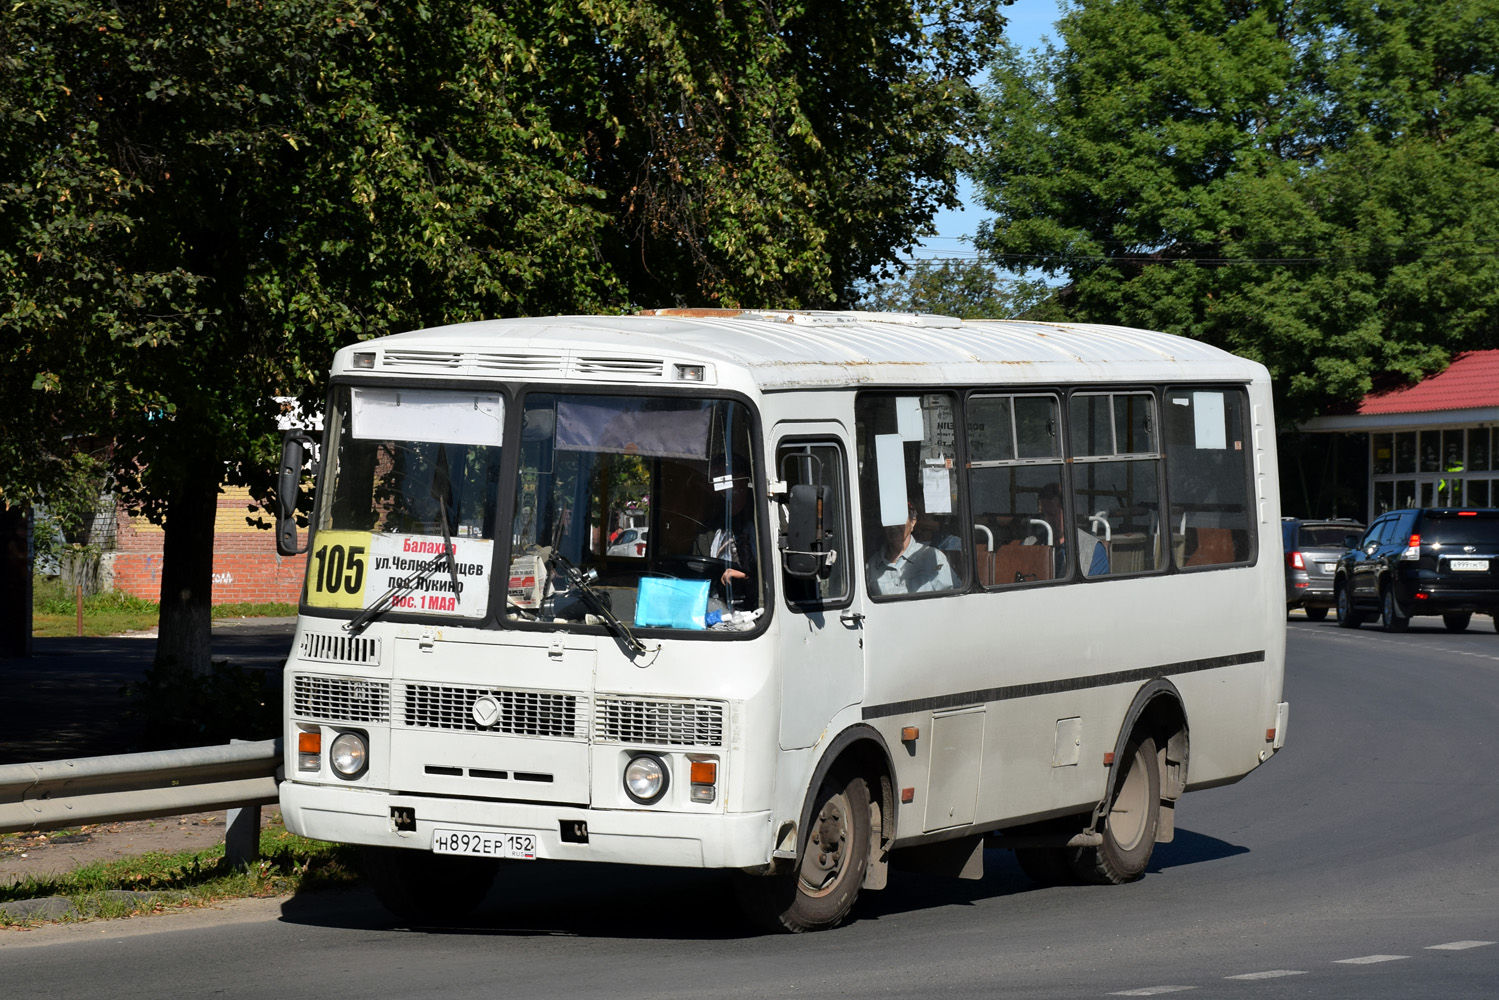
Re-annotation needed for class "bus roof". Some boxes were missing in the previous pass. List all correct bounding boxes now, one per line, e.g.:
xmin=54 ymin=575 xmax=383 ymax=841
xmin=331 ymin=310 xmax=1267 ymax=391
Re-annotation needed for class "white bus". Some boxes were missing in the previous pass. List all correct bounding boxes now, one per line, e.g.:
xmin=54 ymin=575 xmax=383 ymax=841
xmin=274 ymin=310 xmax=1288 ymax=932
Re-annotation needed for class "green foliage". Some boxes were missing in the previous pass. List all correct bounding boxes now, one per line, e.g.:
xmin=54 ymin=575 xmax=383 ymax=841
xmin=124 ymin=660 xmax=281 ymax=749
xmin=2 ymin=0 xmax=1004 ymax=670
xmin=973 ymin=0 xmax=1499 ymax=423
xmin=858 ymin=258 xmax=1056 ymax=318
xmin=32 ymin=575 xmax=157 ymax=616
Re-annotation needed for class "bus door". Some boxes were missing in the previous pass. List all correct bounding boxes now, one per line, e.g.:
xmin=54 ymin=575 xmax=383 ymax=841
xmin=775 ymin=434 xmax=864 ymax=750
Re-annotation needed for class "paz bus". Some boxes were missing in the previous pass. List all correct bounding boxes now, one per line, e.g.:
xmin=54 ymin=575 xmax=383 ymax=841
xmin=274 ymin=310 xmax=1288 ymax=931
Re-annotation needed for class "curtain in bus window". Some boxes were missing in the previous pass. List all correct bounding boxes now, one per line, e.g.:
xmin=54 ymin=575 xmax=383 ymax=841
xmin=966 ymin=394 xmax=1064 ymax=587
xmin=1163 ymin=388 xmax=1251 ymax=568
xmin=1068 ymin=392 xmax=1162 ymax=577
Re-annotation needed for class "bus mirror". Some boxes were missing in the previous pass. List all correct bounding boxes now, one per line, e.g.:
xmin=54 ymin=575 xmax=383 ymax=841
xmin=781 ymin=483 xmax=829 ymax=578
xmin=276 ymin=430 xmax=316 ymax=556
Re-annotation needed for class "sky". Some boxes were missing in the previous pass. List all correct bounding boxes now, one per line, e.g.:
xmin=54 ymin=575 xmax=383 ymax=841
xmin=909 ymin=0 xmax=1064 ymax=264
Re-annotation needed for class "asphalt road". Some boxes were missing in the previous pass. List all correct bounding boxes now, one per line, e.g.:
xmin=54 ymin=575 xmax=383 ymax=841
xmin=5 ymin=619 xmax=1498 ymax=998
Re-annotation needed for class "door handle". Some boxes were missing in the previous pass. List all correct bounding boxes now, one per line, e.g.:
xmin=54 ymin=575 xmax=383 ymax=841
xmin=839 ymin=611 xmax=865 ymax=627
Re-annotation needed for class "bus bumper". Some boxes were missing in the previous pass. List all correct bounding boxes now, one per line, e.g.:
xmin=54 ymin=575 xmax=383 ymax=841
xmin=280 ymin=779 xmax=774 ymax=870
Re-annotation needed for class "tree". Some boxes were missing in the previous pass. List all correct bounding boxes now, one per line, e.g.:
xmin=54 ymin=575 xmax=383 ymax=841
xmin=972 ymin=0 xmax=1499 ymax=424
xmin=858 ymin=257 xmax=1054 ymax=317
xmin=2 ymin=1 xmax=1004 ymax=673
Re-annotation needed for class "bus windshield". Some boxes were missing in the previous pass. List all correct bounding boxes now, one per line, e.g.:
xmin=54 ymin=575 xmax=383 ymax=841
xmin=308 ymin=385 xmax=505 ymax=619
xmin=508 ymin=393 xmax=762 ymax=633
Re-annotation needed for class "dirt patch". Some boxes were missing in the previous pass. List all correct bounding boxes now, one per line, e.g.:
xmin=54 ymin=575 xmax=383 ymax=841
xmin=0 ymin=806 xmax=279 ymax=887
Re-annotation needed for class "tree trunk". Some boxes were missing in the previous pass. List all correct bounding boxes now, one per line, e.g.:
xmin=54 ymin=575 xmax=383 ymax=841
xmin=0 ymin=503 xmax=32 ymax=658
xmin=154 ymin=466 xmax=219 ymax=677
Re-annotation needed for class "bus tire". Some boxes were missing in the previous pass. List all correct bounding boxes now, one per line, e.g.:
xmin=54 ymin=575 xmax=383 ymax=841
xmin=1070 ymin=734 xmax=1160 ymax=885
xmin=361 ymin=846 xmax=498 ymax=924
xmin=1336 ymin=581 xmax=1363 ymax=628
xmin=735 ymin=769 xmax=871 ymax=933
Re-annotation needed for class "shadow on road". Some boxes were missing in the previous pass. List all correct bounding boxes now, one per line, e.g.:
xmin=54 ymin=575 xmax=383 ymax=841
xmin=277 ymin=831 xmax=1247 ymax=940
xmin=1148 ymin=827 xmax=1249 ymax=872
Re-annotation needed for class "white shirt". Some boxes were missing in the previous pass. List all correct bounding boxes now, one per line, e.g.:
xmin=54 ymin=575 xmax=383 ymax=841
xmin=866 ymin=538 xmax=955 ymax=596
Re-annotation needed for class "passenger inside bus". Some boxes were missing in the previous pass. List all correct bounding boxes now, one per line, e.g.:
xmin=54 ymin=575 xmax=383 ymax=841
xmin=1036 ymin=482 xmax=1109 ymax=578
xmin=866 ymin=498 xmax=956 ymax=595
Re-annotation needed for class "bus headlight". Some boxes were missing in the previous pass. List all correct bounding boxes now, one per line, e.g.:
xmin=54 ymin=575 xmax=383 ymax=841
xmin=329 ymin=731 xmax=368 ymax=778
xmin=623 ymin=753 xmax=669 ymax=804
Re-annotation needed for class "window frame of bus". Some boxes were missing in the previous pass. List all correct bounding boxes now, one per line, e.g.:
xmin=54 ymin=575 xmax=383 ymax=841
xmin=500 ymin=386 xmax=772 ymax=641
xmin=1162 ymin=385 xmax=1257 ymax=571
xmin=1065 ymin=388 xmax=1167 ymax=580
xmin=854 ymin=391 xmax=969 ymax=602
xmin=965 ymin=390 xmax=1069 ymax=589
xmin=777 ymin=438 xmax=854 ymax=612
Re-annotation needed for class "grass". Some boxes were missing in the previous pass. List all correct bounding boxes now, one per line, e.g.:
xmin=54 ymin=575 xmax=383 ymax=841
xmin=31 ymin=575 xmax=296 ymax=637
xmin=0 ymin=817 xmax=362 ymax=928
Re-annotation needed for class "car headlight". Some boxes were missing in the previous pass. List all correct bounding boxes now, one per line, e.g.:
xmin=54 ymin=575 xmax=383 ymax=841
xmin=623 ymin=753 xmax=669 ymax=805
xmin=329 ymin=731 xmax=368 ymax=778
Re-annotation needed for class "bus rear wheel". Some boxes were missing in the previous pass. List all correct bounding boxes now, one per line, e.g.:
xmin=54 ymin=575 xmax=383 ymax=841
xmin=361 ymin=846 xmax=498 ymax=924
xmin=1070 ymin=734 xmax=1160 ymax=885
xmin=735 ymin=769 xmax=871 ymax=933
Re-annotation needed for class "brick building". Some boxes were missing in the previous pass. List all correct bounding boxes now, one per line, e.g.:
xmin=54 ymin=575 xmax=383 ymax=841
xmin=106 ymin=486 xmax=307 ymax=605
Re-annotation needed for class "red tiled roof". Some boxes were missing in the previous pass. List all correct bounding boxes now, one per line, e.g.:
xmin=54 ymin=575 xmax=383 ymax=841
xmin=1357 ymin=350 xmax=1499 ymax=415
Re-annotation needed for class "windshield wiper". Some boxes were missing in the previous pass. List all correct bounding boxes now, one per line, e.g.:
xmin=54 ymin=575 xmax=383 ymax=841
xmin=343 ymin=548 xmax=455 ymax=636
xmin=547 ymin=550 xmax=649 ymax=656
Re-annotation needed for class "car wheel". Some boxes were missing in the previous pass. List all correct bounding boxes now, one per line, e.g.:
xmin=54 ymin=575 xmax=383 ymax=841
xmin=1336 ymin=581 xmax=1363 ymax=629
xmin=1304 ymin=606 xmax=1329 ymax=622
xmin=1382 ymin=586 xmax=1409 ymax=633
xmin=1443 ymin=612 xmax=1472 ymax=633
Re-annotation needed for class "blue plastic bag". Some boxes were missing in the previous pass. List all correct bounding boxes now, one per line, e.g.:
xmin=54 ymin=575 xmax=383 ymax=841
xmin=634 ymin=577 xmax=710 ymax=630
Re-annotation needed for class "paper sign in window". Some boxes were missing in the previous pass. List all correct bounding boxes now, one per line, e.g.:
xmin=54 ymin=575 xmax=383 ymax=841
xmin=352 ymin=389 xmax=504 ymax=447
xmin=876 ymin=434 xmax=908 ymax=526
xmin=1192 ymin=391 xmax=1227 ymax=450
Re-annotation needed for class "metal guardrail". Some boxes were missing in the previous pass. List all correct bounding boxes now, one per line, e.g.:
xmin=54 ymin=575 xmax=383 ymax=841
xmin=0 ymin=739 xmax=282 ymax=867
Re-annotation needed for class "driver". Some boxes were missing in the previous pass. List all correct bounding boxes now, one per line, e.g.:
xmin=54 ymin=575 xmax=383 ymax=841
xmin=692 ymin=457 xmax=758 ymax=606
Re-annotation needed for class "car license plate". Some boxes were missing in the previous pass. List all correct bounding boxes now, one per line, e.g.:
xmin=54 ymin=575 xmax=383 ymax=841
xmin=1450 ymin=559 xmax=1489 ymax=572
xmin=432 ymin=827 xmax=538 ymax=860
xmin=1319 ymin=562 xmax=1337 ymax=573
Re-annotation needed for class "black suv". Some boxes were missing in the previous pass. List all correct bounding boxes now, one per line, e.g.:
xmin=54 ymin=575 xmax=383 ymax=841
xmin=1283 ymin=517 xmax=1363 ymax=620
xmin=1334 ymin=508 xmax=1499 ymax=632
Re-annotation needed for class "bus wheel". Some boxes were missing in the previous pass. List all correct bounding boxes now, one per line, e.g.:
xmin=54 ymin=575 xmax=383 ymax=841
xmin=735 ymin=770 xmax=871 ymax=933
xmin=1070 ymin=734 xmax=1160 ymax=885
xmin=361 ymin=846 xmax=498 ymax=924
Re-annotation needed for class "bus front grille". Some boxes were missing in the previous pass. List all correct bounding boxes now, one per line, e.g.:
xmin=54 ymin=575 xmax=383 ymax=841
xmin=594 ymin=697 xmax=725 ymax=748
xmin=400 ymin=684 xmax=586 ymax=739
xmin=298 ymin=632 xmax=381 ymax=666
xmin=293 ymin=675 xmax=391 ymax=723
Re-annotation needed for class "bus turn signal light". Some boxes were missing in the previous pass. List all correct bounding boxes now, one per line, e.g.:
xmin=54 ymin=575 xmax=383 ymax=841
xmin=901 ymin=726 xmax=919 ymax=742
xmin=298 ymin=731 xmax=321 ymax=772
xmin=689 ymin=760 xmax=717 ymax=803
xmin=1266 ymin=728 xmax=1277 ymax=742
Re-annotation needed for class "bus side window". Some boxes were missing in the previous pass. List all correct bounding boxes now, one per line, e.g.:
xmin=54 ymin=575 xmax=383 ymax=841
xmin=967 ymin=393 xmax=1064 ymax=586
xmin=1164 ymin=388 xmax=1253 ymax=568
xmin=778 ymin=442 xmax=851 ymax=607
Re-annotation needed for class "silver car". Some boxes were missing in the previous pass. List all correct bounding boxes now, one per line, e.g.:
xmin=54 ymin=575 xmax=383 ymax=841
xmin=1283 ymin=517 xmax=1363 ymax=620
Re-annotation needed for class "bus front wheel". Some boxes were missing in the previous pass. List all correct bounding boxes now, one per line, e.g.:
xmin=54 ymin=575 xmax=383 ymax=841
xmin=735 ymin=769 xmax=871 ymax=933
xmin=1070 ymin=734 xmax=1160 ymax=885
xmin=361 ymin=846 xmax=498 ymax=924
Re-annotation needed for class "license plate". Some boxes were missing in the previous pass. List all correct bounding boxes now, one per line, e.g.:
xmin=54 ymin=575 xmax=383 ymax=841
xmin=1319 ymin=562 xmax=1337 ymax=573
xmin=432 ymin=827 xmax=538 ymax=860
xmin=1450 ymin=559 xmax=1489 ymax=572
